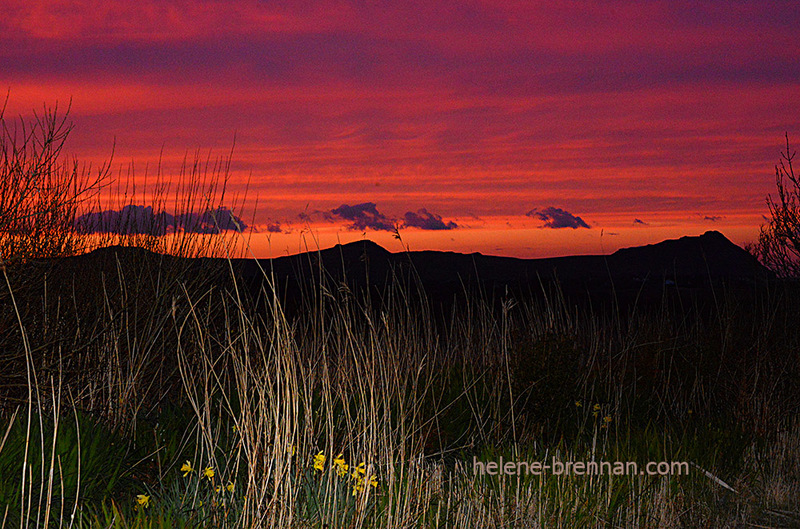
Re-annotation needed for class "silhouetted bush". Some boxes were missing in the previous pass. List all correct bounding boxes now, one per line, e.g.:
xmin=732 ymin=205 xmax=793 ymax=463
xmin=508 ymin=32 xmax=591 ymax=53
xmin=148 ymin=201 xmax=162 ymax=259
xmin=0 ymin=99 xmax=109 ymax=264
xmin=755 ymin=134 xmax=800 ymax=277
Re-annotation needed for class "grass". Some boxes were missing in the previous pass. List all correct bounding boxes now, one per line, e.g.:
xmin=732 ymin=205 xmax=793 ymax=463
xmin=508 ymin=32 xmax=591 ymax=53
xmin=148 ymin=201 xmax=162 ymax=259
xmin=1 ymin=246 xmax=799 ymax=528
xmin=1 ymin=101 xmax=799 ymax=527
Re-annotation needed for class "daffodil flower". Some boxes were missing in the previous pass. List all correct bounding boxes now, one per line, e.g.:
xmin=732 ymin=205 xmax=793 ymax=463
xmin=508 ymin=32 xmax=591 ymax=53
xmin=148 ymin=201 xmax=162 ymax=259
xmin=369 ymin=475 xmax=378 ymax=488
xmin=575 ymin=400 xmax=582 ymax=408
xmin=352 ymin=478 xmax=365 ymax=495
xmin=333 ymin=454 xmax=348 ymax=477
xmin=352 ymin=462 xmax=366 ymax=478
xmin=136 ymin=494 xmax=150 ymax=509
xmin=313 ymin=451 xmax=325 ymax=472
xmin=351 ymin=462 xmax=369 ymax=494
xmin=204 ymin=466 xmax=215 ymax=480
xmin=227 ymin=481 xmax=235 ymax=492
xmin=181 ymin=461 xmax=194 ymax=477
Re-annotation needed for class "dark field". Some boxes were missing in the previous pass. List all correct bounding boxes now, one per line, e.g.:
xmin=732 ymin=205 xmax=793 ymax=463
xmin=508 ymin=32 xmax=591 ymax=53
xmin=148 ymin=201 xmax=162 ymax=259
xmin=1 ymin=235 xmax=799 ymax=528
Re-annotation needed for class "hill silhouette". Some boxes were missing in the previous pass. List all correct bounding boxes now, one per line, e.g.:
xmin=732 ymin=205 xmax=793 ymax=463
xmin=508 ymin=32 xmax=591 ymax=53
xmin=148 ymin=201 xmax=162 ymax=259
xmin=237 ymin=229 xmax=764 ymax=281
xmin=226 ymin=230 xmax=772 ymax=310
xmin=35 ymin=230 xmax=771 ymax=315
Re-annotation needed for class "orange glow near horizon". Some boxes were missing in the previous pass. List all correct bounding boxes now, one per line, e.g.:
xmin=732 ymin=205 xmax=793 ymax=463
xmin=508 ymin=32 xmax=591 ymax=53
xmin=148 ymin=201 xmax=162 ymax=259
xmin=217 ymin=215 xmax=764 ymax=261
xmin=3 ymin=1 xmax=797 ymax=259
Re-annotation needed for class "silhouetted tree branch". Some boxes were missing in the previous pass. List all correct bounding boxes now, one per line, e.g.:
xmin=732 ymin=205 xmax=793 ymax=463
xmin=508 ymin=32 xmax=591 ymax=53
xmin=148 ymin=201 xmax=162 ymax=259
xmin=0 ymin=96 xmax=110 ymax=264
xmin=756 ymin=134 xmax=800 ymax=277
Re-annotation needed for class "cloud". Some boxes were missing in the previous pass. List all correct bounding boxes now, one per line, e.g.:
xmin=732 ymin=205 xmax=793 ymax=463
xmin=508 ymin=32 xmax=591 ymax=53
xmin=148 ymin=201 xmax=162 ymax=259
xmin=526 ymin=207 xmax=590 ymax=229
xmin=704 ymin=215 xmax=723 ymax=222
xmin=75 ymin=205 xmax=173 ymax=235
xmin=633 ymin=218 xmax=648 ymax=225
xmin=266 ymin=222 xmax=283 ymax=233
xmin=330 ymin=202 xmax=395 ymax=231
xmin=175 ymin=207 xmax=247 ymax=234
xmin=402 ymin=208 xmax=457 ymax=230
xmin=74 ymin=205 xmax=246 ymax=234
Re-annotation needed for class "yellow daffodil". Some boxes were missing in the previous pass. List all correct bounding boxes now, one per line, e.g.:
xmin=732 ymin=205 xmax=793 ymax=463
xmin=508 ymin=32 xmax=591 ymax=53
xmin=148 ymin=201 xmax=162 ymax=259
xmin=575 ymin=400 xmax=582 ymax=408
xmin=204 ymin=466 xmax=215 ymax=480
xmin=136 ymin=494 xmax=150 ymax=509
xmin=352 ymin=462 xmax=366 ymax=478
xmin=369 ymin=475 xmax=378 ymax=488
xmin=227 ymin=481 xmax=234 ymax=492
xmin=313 ymin=451 xmax=325 ymax=472
xmin=181 ymin=461 xmax=194 ymax=477
xmin=333 ymin=454 xmax=348 ymax=477
xmin=351 ymin=462 xmax=368 ymax=494
xmin=592 ymin=403 xmax=601 ymax=417
xmin=352 ymin=478 xmax=365 ymax=495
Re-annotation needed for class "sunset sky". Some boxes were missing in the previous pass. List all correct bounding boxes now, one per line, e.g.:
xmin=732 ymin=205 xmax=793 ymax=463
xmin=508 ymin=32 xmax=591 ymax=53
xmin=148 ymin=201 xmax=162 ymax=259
xmin=2 ymin=0 xmax=798 ymax=258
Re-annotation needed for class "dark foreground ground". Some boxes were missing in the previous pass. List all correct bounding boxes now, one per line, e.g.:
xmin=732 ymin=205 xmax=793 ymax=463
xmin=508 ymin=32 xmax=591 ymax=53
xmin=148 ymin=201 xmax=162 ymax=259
xmin=0 ymin=232 xmax=798 ymax=527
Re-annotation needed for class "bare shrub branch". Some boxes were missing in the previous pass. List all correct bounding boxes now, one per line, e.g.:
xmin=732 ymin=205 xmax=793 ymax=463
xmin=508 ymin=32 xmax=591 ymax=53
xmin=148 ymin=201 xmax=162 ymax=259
xmin=756 ymin=134 xmax=800 ymax=277
xmin=0 ymin=98 xmax=110 ymax=264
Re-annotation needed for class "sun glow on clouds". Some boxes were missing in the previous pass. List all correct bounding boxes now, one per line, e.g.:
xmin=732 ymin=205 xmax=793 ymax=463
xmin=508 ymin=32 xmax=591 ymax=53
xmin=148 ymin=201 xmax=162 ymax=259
xmin=241 ymin=211 xmax=762 ymax=261
xmin=2 ymin=0 xmax=797 ymax=257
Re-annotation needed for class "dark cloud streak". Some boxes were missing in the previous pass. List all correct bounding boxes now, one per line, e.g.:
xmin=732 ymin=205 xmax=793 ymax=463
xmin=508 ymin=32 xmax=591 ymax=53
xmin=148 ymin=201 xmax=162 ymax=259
xmin=527 ymin=207 xmax=590 ymax=229
xmin=403 ymin=208 xmax=457 ymax=230
xmin=330 ymin=202 xmax=395 ymax=231
xmin=74 ymin=205 xmax=247 ymax=234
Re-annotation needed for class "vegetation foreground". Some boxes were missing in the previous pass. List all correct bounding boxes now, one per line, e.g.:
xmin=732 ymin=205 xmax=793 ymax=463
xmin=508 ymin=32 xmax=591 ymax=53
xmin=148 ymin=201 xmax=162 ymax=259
xmin=0 ymin=245 xmax=799 ymax=528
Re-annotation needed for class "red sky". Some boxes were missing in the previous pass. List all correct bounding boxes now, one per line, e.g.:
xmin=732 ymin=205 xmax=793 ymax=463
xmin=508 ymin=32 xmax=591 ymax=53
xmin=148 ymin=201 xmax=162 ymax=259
xmin=3 ymin=0 xmax=798 ymax=258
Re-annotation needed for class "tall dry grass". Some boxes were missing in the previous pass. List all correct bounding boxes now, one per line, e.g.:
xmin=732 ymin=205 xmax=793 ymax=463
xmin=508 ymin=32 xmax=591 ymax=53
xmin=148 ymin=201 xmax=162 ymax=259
xmin=3 ymin=242 xmax=799 ymax=527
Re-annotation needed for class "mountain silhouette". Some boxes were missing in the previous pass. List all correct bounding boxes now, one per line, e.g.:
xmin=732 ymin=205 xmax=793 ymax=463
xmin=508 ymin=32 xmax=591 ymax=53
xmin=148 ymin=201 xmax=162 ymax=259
xmin=38 ymin=230 xmax=771 ymax=315
xmin=229 ymin=230 xmax=771 ymax=309
xmin=238 ymin=230 xmax=766 ymax=283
